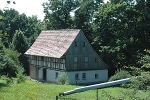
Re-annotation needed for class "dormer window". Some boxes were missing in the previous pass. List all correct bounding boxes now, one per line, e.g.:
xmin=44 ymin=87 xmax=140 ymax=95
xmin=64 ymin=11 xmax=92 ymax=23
xmin=83 ymin=42 xmax=86 ymax=47
xmin=75 ymin=41 xmax=78 ymax=47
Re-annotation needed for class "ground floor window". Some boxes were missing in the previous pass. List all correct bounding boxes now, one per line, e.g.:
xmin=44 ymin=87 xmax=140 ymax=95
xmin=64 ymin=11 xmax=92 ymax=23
xmin=95 ymin=74 xmax=98 ymax=79
xmin=75 ymin=73 xmax=79 ymax=80
xmin=82 ymin=73 xmax=86 ymax=80
xmin=55 ymin=72 xmax=58 ymax=79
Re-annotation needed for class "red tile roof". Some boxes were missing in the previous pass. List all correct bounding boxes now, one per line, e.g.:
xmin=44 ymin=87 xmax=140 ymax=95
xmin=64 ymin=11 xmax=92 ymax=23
xmin=25 ymin=29 xmax=80 ymax=58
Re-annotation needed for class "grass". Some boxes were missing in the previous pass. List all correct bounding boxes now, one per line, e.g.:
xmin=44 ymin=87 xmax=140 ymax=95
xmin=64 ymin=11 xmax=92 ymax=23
xmin=0 ymin=79 xmax=150 ymax=100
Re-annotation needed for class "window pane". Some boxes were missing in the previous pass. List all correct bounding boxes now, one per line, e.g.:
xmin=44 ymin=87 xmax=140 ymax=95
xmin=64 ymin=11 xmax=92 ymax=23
xmin=75 ymin=73 xmax=79 ymax=80
xmin=55 ymin=72 xmax=58 ymax=79
xmin=85 ymin=57 xmax=88 ymax=62
xmin=82 ymin=73 xmax=86 ymax=79
xmin=75 ymin=41 xmax=78 ymax=47
xmin=95 ymin=58 xmax=98 ymax=63
xmin=83 ymin=42 xmax=86 ymax=47
xmin=95 ymin=74 xmax=98 ymax=79
xmin=74 ymin=57 xmax=77 ymax=62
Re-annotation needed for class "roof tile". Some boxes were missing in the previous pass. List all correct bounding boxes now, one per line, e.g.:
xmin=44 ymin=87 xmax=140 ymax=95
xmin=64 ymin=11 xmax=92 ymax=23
xmin=25 ymin=29 xmax=80 ymax=58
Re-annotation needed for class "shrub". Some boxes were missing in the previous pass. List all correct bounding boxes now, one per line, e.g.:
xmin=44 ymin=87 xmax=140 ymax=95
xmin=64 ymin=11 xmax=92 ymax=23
xmin=109 ymin=70 xmax=132 ymax=82
xmin=130 ymin=72 xmax=150 ymax=90
xmin=57 ymin=73 xmax=69 ymax=85
xmin=0 ymin=75 xmax=13 ymax=84
xmin=16 ymin=67 xmax=26 ymax=83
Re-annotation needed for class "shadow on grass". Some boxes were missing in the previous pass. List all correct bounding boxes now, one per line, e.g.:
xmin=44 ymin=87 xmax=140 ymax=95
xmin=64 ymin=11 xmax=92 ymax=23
xmin=0 ymin=83 xmax=8 ymax=89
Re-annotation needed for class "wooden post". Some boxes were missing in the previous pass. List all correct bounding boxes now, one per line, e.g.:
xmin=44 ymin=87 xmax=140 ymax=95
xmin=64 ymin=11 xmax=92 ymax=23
xmin=96 ymin=89 xmax=98 ymax=100
xmin=56 ymin=96 xmax=58 ymax=100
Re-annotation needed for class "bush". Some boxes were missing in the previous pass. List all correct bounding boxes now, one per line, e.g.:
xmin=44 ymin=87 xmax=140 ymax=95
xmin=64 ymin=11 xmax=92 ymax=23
xmin=0 ymin=75 xmax=13 ymax=84
xmin=57 ymin=73 xmax=69 ymax=85
xmin=16 ymin=67 xmax=26 ymax=83
xmin=109 ymin=70 xmax=132 ymax=82
xmin=130 ymin=72 xmax=150 ymax=90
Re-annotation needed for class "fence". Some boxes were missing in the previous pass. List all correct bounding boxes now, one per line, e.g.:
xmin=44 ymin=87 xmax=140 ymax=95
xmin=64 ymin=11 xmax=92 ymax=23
xmin=56 ymin=78 xmax=131 ymax=100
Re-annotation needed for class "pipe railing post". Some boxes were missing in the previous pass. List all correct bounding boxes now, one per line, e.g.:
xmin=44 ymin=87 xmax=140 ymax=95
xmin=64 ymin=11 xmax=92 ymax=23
xmin=56 ymin=96 xmax=58 ymax=100
xmin=96 ymin=89 xmax=98 ymax=100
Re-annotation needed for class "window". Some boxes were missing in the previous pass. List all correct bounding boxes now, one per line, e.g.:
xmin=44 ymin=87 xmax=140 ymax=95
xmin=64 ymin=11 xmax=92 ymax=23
xmin=95 ymin=74 xmax=98 ymax=79
xmin=55 ymin=72 xmax=58 ymax=79
xmin=53 ymin=58 xmax=58 ymax=69
xmin=84 ymin=57 xmax=88 ymax=62
xmin=82 ymin=73 xmax=86 ymax=79
xmin=74 ymin=57 xmax=78 ymax=63
xmin=95 ymin=58 xmax=98 ymax=63
xmin=75 ymin=73 xmax=79 ymax=80
xmin=83 ymin=42 xmax=86 ymax=47
xmin=75 ymin=41 xmax=78 ymax=47
xmin=60 ymin=59 xmax=65 ymax=69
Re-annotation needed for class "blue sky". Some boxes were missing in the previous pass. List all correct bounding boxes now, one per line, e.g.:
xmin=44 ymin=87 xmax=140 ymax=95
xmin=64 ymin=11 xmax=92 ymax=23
xmin=0 ymin=0 xmax=109 ymax=20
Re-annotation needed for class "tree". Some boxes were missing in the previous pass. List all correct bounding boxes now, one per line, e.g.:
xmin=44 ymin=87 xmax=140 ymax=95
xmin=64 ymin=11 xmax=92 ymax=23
xmin=26 ymin=15 xmax=45 ymax=46
xmin=0 ymin=43 xmax=21 ymax=77
xmin=43 ymin=0 xmax=78 ymax=29
xmin=92 ymin=0 xmax=150 ymax=75
xmin=74 ymin=0 xmax=103 ymax=41
xmin=139 ymin=50 xmax=150 ymax=71
xmin=10 ymin=30 xmax=29 ymax=75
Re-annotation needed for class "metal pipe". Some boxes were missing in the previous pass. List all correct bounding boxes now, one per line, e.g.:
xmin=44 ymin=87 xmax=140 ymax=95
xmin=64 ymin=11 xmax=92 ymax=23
xmin=59 ymin=78 xmax=131 ymax=96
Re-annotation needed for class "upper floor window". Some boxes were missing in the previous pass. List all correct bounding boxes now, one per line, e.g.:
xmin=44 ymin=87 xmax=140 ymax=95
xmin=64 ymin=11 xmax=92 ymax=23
xmin=74 ymin=57 xmax=78 ymax=63
xmin=75 ymin=41 xmax=78 ymax=47
xmin=83 ymin=42 xmax=86 ymax=47
xmin=95 ymin=58 xmax=98 ymax=63
xmin=60 ymin=59 xmax=65 ymax=69
xmin=84 ymin=57 xmax=88 ymax=62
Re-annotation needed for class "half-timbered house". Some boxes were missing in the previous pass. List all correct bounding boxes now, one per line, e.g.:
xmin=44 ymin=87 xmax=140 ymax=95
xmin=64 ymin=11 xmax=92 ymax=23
xmin=25 ymin=29 xmax=108 ymax=85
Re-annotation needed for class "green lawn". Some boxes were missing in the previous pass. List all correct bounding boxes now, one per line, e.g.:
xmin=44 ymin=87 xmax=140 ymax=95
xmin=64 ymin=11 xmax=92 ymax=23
xmin=0 ymin=79 xmax=150 ymax=100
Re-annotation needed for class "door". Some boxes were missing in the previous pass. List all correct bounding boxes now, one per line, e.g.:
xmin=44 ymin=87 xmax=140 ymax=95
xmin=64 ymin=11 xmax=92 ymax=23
xmin=43 ymin=68 xmax=46 ymax=80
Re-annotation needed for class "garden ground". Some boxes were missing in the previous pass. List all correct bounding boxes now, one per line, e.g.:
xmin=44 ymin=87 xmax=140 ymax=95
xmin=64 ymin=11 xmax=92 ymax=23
xmin=0 ymin=78 xmax=150 ymax=100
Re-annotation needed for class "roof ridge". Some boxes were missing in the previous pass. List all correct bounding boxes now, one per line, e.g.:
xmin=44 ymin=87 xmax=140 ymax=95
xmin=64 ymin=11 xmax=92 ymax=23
xmin=42 ymin=29 xmax=80 ymax=32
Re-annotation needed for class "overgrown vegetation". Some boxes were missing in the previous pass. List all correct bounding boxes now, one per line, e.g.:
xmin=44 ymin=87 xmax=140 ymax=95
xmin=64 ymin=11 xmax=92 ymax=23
xmin=57 ymin=73 xmax=69 ymax=85
xmin=109 ymin=70 xmax=132 ymax=81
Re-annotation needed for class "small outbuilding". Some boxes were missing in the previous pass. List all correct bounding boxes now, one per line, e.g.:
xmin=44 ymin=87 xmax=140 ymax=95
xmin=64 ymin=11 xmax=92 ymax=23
xmin=25 ymin=29 xmax=108 ymax=85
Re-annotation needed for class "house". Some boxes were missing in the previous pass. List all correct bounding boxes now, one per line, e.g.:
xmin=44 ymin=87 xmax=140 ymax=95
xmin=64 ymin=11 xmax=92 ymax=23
xmin=25 ymin=29 xmax=108 ymax=85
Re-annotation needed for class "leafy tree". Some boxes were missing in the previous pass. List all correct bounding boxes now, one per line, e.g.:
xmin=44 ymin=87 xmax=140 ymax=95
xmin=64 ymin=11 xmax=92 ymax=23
xmin=74 ymin=0 xmax=103 ymax=41
xmin=26 ymin=16 xmax=45 ymax=46
xmin=43 ymin=0 xmax=78 ymax=29
xmin=0 ymin=8 xmax=44 ymax=75
xmin=0 ymin=43 xmax=21 ymax=77
xmin=10 ymin=30 xmax=28 ymax=53
xmin=10 ymin=30 xmax=29 ymax=75
xmin=92 ymin=0 xmax=150 ymax=75
xmin=139 ymin=50 xmax=150 ymax=71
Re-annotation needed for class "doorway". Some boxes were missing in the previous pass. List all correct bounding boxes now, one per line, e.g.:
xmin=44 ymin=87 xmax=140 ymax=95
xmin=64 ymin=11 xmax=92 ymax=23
xmin=43 ymin=68 xmax=46 ymax=80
